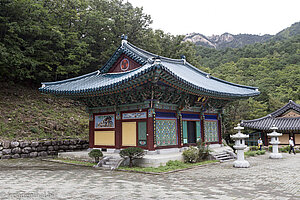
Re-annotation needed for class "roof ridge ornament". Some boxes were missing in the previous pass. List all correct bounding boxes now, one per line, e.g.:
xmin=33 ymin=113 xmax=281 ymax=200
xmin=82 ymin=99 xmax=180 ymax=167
xmin=181 ymin=55 xmax=186 ymax=65
xmin=121 ymin=34 xmax=128 ymax=46
xmin=154 ymin=56 xmax=161 ymax=65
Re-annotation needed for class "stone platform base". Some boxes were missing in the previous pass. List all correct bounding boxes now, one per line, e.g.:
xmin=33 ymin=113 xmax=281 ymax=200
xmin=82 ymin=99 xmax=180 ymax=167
xmin=58 ymin=145 xmax=229 ymax=168
xmin=269 ymin=153 xmax=283 ymax=159
xmin=233 ymin=160 xmax=250 ymax=168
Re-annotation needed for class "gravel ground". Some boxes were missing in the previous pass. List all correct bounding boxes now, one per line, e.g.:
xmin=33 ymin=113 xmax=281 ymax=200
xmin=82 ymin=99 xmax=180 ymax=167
xmin=0 ymin=152 xmax=299 ymax=200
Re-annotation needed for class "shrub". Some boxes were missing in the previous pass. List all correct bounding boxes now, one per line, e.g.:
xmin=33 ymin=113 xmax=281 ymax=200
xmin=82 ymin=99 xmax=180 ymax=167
xmin=88 ymin=149 xmax=103 ymax=163
xmin=119 ymin=147 xmax=145 ymax=168
xmin=196 ymin=139 xmax=210 ymax=161
xmin=245 ymin=151 xmax=256 ymax=157
xmin=250 ymin=146 xmax=259 ymax=151
xmin=256 ymin=150 xmax=266 ymax=155
xmin=182 ymin=146 xmax=198 ymax=163
xmin=279 ymin=146 xmax=290 ymax=153
xmin=268 ymin=145 xmax=272 ymax=152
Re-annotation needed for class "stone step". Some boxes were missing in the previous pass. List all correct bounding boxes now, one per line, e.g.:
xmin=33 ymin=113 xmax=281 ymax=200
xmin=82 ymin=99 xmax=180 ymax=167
xmin=105 ymin=161 xmax=118 ymax=165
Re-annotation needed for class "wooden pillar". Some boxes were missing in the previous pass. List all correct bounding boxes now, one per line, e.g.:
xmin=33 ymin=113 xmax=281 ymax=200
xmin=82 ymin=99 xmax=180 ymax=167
xmin=147 ymin=109 xmax=155 ymax=151
xmin=218 ymin=114 xmax=222 ymax=144
xmin=88 ymin=113 xmax=94 ymax=148
xmin=177 ymin=111 xmax=182 ymax=148
xmin=201 ymin=114 xmax=205 ymax=142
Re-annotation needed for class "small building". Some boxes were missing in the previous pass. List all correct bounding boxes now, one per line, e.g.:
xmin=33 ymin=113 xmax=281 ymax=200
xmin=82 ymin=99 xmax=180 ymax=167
xmin=241 ymin=100 xmax=300 ymax=146
xmin=39 ymin=37 xmax=259 ymax=152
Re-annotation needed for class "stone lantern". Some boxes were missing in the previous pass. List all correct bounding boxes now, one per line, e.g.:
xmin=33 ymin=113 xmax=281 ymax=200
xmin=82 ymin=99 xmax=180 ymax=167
xmin=267 ymin=125 xmax=282 ymax=159
xmin=230 ymin=123 xmax=250 ymax=168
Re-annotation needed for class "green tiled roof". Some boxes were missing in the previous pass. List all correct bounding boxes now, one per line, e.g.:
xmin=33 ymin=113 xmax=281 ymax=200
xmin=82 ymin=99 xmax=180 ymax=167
xmin=39 ymin=41 xmax=260 ymax=99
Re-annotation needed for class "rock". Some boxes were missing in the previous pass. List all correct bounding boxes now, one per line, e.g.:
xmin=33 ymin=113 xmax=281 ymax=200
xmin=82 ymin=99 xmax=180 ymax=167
xmin=70 ymin=140 xmax=77 ymax=145
xmin=31 ymin=147 xmax=37 ymax=151
xmin=21 ymin=154 xmax=29 ymax=158
xmin=60 ymin=145 xmax=68 ymax=150
xmin=82 ymin=144 xmax=89 ymax=149
xmin=47 ymin=146 xmax=54 ymax=151
xmin=43 ymin=141 xmax=52 ymax=146
xmin=53 ymin=146 xmax=59 ymax=151
xmin=0 ymin=146 xmax=3 ymax=151
xmin=11 ymin=141 xmax=20 ymax=148
xmin=31 ymin=141 xmax=39 ymax=147
xmin=69 ymin=145 xmax=76 ymax=150
xmin=51 ymin=141 xmax=58 ymax=146
xmin=38 ymin=151 xmax=48 ymax=157
xmin=12 ymin=154 xmax=20 ymax=159
xmin=29 ymin=152 xmax=38 ymax=158
xmin=76 ymin=145 xmax=82 ymax=149
xmin=47 ymin=151 xmax=57 ymax=156
xmin=22 ymin=147 xmax=32 ymax=154
xmin=3 ymin=141 xmax=11 ymax=148
xmin=63 ymin=140 xmax=70 ymax=145
xmin=0 ymin=151 xmax=2 ymax=157
xmin=12 ymin=147 xmax=22 ymax=154
xmin=58 ymin=150 xmax=65 ymax=153
xmin=57 ymin=141 xmax=63 ymax=145
xmin=2 ymin=149 xmax=12 ymax=155
xmin=20 ymin=141 xmax=30 ymax=148
xmin=1 ymin=155 xmax=12 ymax=159
xmin=37 ymin=146 xmax=47 ymax=152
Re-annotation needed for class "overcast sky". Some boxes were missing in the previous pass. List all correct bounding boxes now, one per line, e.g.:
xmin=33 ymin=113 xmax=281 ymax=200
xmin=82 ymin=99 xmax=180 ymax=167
xmin=128 ymin=0 xmax=300 ymax=36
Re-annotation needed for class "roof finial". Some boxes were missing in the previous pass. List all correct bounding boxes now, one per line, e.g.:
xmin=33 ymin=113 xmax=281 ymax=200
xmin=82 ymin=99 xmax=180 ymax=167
xmin=154 ymin=56 xmax=161 ymax=65
xmin=121 ymin=34 xmax=128 ymax=45
xmin=181 ymin=55 xmax=186 ymax=65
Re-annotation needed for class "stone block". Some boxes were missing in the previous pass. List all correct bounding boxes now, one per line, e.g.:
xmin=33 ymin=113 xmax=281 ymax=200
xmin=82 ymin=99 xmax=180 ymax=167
xmin=82 ymin=144 xmax=89 ymax=149
xmin=3 ymin=141 xmax=10 ymax=148
xmin=76 ymin=145 xmax=82 ymax=149
xmin=31 ymin=147 xmax=37 ymax=151
xmin=0 ymin=146 xmax=3 ymax=151
xmin=43 ymin=141 xmax=52 ymax=146
xmin=21 ymin=154 xmax=30 ymax=158
xmin=51 ymin=141 xmax=58 ymax=146
xmin=2 ymin=149 xmax=12 ymax=155
xmin=47 ymin=151 xmax=57 ymax=156
xmin=31 ymin=141 xmax=39 ymax=147
xmin=57 ymin=141 xmax=63 ymax=145
xmin=12 ymin=154 xmax=20 ymax=159
xmin=22 ymin=147 xmax=32 ymax=154
xmin=53 ymin=146 xmax=59 ymax=151
xmin=60 ymin=145 xmax=68 ymax=150
xmin=29 ymin=152 xmax=38 ymax=158
xmin=20 ymin=141 xmax=30 ymax=148
xmin=63 ymin=140 xmax=70 ymax=145
xmin=47 ymin=146 xmax=54 ymax=151
xmin=37 ymin=146 xmax=47 ymax=152
xmin=12 ymin=147 xmax=22 ymax=154
xmin=1 ymin=155 xmax=12 ymax=159
xmin=38 ymin=151 xmax=48 ymax=157
xmin=69 ymin=140 xmax=77 ymax=145
xmin=11 ymin=141 xmax=19 ymax=148
xmin=69 ymin=145 xmax=76 ymax=150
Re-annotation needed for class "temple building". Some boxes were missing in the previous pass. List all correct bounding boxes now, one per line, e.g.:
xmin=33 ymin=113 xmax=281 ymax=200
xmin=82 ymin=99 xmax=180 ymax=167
xmin=39 ymin=37 xmax=260 ymax=152
xmin=241 ymin=100 xmax=300 ymax=146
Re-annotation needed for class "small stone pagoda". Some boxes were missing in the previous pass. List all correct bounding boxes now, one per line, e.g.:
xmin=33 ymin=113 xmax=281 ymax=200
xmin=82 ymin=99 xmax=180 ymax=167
xmin=40 ymin=37 xmax=260 ymax=152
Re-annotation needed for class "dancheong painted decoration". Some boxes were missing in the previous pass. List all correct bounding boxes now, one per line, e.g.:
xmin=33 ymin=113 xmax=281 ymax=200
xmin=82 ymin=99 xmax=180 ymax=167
xmin=39 ymin=36 xmax=260 ymax=151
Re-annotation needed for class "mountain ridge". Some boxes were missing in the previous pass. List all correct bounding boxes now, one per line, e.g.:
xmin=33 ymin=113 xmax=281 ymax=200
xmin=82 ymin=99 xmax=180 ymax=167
xmin=184 ymin=21 xmax=300 ymax=49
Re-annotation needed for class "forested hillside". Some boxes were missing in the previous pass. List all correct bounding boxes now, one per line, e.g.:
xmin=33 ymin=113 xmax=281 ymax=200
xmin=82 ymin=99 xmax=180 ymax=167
xmin=196 ymin=35 xmax=300 ymax=136
xmin=0 ymin=0 xmax=299 ymax=140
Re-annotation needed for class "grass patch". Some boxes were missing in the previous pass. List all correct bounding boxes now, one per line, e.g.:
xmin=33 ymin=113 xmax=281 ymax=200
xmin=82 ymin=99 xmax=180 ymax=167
xmin=244 ymin=150 xmax=266 ymax=157
xmin=52 ymin=158 xmax=95 ymax=167
xmin=118 ymin=160 xmax=219 ymax=173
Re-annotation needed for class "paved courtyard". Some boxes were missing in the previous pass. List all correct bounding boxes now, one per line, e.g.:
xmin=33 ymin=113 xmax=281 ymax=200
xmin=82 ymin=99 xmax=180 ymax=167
xmin=0 ymin=153 xmax=299 ymax=200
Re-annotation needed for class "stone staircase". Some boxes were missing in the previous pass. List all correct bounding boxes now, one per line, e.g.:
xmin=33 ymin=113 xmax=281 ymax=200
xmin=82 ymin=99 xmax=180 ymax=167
xmin=212 ymin=151 xmax=236 ymax=162
xmin=95 ymin=156 xmax=124 ymax=170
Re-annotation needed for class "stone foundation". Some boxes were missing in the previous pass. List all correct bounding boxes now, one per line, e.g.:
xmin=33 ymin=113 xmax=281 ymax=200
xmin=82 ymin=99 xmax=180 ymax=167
xmin=0 ymin=139 xmax=89 ymax=159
